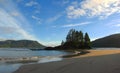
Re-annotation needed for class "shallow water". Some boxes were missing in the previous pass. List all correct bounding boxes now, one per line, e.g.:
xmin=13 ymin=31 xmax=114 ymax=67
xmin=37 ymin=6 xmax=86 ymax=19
xmin=0 ymin=48 xmax=68 ymax=58
xmin=0 ymin=48 xmax=70 ymax=73
xmin=0 ymin=57 xmax=62 ymax=73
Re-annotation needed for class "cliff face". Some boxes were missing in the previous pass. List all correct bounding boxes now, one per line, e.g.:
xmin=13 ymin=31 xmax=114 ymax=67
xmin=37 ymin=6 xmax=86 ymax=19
xmin=0 ymin=40 xmax=45 ymax=49
xmin=92 ymin=34 xmax=120 ymax=48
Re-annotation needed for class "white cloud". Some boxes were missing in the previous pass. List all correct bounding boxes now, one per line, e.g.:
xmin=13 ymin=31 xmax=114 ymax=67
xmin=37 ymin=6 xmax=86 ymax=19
xmin=52 ymin=0 xmax=69 ymax=6
xmin=16 ymin=0 xmax=23 ymax=3
xmin=11 ymin=11 xmax=20 ymax=17
xmin=114 ymin=24 xmax=120 ymax=27
xmin=32 ymin=15 xmax=41 ymax=24
xmin=25 ymin=0 xmax=41 ymax=14
xmin=34 ymin=10 xmax=40 ymax=14
xmin=62 ymin=22 xmax=91 ymax=27
xmin=25 ymin=1 xmax=38 ymax=7
xmin=0 ymin=8 xmax=36 ymax=40
xmin=47 ymin=14 xmax=62 ymax=23
xmin=51 ymin=26 xmax=57 ymax=28
xmin=106 ymin=19 xmax=120 ymax=27
xmin=32 ymin=15 xmax=40 ymax=20
xmin=46 ymin=12 xmax=65 ymax=23
xmin=0 ymin=0 xmax=37 ymax=40
xmin=0 ymin=26 xmax=17 ymax=34
xmin=62 ymin=0 xmax=69 ymax=5
xmin=66 ymin=0 xmax=120 ymax=19
xmin=43 ymin=41 xmax=61 ymax=47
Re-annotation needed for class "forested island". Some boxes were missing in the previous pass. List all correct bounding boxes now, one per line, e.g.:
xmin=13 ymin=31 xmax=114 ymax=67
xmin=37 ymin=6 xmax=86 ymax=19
xmin=45 ymin=29 xmax=91 ymax=50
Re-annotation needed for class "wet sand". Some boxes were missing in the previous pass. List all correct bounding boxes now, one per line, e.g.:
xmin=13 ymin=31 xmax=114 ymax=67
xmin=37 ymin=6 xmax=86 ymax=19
xmin=14 ymin=50 xmax=120 ymax=73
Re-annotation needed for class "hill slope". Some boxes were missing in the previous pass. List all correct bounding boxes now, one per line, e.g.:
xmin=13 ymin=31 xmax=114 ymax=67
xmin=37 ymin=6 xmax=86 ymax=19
xmin=0 ymin=40 xmax=45 ymax=49
xmin=92 ymin=34 xmax=120 ymax=48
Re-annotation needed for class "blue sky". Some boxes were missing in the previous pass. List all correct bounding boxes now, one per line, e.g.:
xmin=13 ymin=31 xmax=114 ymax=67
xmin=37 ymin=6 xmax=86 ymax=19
xmin=0 ymin=0 xmax=120 ymax=46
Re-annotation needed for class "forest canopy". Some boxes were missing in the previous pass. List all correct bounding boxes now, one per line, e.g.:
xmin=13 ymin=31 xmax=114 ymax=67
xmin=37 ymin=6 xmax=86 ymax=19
xmin=45 ymin=29 xmax=91 ymax=50
xmin=61 ymin=29 xmax=91 ymax=49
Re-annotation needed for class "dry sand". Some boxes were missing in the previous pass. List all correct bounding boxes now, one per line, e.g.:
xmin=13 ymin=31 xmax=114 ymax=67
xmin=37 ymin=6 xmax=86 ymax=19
xmin=14 ymin=50 xmax=120 ymax=73
xmin=74 ymin=50 xmax=120 ymax=58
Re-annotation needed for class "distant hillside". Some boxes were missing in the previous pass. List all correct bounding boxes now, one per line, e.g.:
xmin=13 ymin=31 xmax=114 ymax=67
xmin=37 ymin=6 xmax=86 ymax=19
xmin=92 ymin=34 xmax=120 ymax=48
xmin=0 ymin=40 xmax=45 ymax=49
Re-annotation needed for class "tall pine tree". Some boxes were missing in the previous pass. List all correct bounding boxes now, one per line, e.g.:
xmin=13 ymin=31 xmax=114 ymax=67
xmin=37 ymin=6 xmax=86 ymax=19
xmin=63 ymin=29 xmax=91 ymax=49
xmin=84 ymin=33 xmax=91 ymax=48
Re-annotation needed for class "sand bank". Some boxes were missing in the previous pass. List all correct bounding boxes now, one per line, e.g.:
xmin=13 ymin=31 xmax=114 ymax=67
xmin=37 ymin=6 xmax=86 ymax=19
xmin=14 ymin=50 xmax=120 ymax=73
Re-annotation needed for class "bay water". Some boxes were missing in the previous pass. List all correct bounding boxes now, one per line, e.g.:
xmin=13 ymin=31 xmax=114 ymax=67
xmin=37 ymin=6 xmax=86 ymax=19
xmin=0 ymin=48 xmax=70 ymax=73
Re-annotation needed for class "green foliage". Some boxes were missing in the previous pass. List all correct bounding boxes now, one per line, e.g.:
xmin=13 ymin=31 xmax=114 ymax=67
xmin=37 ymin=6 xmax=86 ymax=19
xmin=84 ymin=33 xmax=91 ymax=48
xmin=62 ymin=29 xmax=91 ymax=49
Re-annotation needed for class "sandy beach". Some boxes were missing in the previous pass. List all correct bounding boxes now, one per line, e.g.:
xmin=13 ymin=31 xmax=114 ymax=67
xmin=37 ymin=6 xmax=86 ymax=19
xmin=14 ymin=50 xmax=120 ymax=73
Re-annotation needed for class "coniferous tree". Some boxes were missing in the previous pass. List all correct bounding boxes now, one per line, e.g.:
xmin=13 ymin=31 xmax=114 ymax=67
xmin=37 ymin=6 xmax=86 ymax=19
xmin=84 ymin=33 xmax=91 ymax=48
xmin=64 ymin=29 xmax=91 ymax=49
xmin=79 ymin=31 xmax=84 ymax=48
xmin=75 ymin=31 xmax=79 ymax=41
xmin=61 ymin=40 xmax=64 ymax=45
xmin=66 ymin=29 xmax=73 ymax=42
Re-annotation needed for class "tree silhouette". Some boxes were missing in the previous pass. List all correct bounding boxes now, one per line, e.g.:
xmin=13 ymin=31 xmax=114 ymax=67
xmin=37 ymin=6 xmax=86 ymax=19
xmin=61 ymin=40 xmax=64 ymax=45
xmin=62 ymin=29 xmax=91 ymax=49
xmin=84 ymin=33 xmax=91 ymax=48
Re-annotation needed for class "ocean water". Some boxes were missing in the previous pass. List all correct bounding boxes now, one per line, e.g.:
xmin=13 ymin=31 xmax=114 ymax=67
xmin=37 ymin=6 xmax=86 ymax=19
xmin=0 ymin=48 xmax=70 ymax=73
xmin=0 ymin=48 xmax=69 ymax=58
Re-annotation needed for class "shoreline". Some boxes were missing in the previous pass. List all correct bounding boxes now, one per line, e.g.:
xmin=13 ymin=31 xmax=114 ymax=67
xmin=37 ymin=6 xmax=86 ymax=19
xmin=14 ymin=49 xmax=120 ymax=73
xmin=0 ymin=50 xmax=88 ymax=63
xmin=0 ymin=56 xmax=40 ymax=63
